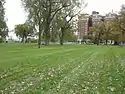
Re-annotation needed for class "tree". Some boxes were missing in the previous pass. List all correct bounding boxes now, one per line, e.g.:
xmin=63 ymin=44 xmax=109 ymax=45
xmin=108 ymin=12 xmax=125 ymax=45
xmin=21 ymin=0 xmax=43 ymax=47
xmin=15 ymin=24 xmax=35 ymax=43
xmin=63 ymin=28 xmax=77 ymax=42
xmin=89 ymin=9 xmax=125 ymax=45
xmin=103 ymin=22 xmax=113 ymax=45
xmin=0 ymin=0 xmax=8 ymax=42
xmin=54 ymin=0 xmax=85 ymax=45
xmin=118 ymin=5 xmax=125 ymax=43
xmin=22 ymin=0 xmax=73 ymax=48
xmin=89 ymin=23 xmax=104 ymax=45
xmin=109 ymin=17 xmax=121 ymax=45
xmin=50 ymin=20 xmax=60 ymax=42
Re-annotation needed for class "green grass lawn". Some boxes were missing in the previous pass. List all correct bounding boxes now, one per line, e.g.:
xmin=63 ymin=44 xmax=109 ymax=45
xmin=0 ymin=43 xmax=125 ymax=94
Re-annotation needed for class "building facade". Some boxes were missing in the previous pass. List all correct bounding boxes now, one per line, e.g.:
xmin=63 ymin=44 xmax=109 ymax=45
xmin=91 ymin=11 xmax=103 ymax=26
xmin=104 ymin=13 xmax=115 ymax=23
xmin=78 ymin=11 xmax=115 ymax=41
xmin=78 ymin=14 xmax=89 ymax=40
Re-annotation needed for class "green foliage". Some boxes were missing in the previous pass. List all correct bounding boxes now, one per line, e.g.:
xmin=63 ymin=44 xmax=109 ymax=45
xmin=117 ymin=5 xmax=125 ymax=42
xmin=53 ymin=0 xmax=85 ymax=45
xmin=89 ymin=11 xmax=125 ymax=45
xmin=21 ymin=0 xmax=85 ymax=47
xmin=15 ymin=24 xmax=35 ymax=43
xmin=119 ymin=5 xmax=125 ymax=31
xmin=64 ymin=29 xmax=77 ymax=42
xmin=89 ymin=23 xmax=104 ymax=45
xmin=88 ymin=5 xmax=125 ymax=45
xmin=0 ymin=0 xmax=8 ymax=39
xmin=21 ymin=0 xmax=71 ymax=46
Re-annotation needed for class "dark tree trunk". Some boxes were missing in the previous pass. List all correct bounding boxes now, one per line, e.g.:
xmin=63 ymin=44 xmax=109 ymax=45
xmin=60 ymin=28 xmax=65 ymax=45
xmin=21 ymin=38 xmax=24 ymax=43
xmin=21 ymin=36 xmax=25 ymax=43
xmin=105 ymin=40 xmax=108 ymax=45
xmin=38 ymin=22 xmax=42 ymax=48
xmin=25 ymin=37 xmax=28 ymax=43
xmin=60 ymin=35 xmax=64 ymax=45
xmin=44 ymin=3 xmax=52 ymax=46
xmin=44 ymin=24 xmax=50 ymax=46
xmin=110 ymin=40 xmax=113 ymax=45
xmin=45 ymin=35 xmax=50 ymax=46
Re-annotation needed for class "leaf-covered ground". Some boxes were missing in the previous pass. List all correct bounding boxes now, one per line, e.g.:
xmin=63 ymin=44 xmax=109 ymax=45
xmin=0 ymin=43 xmax=125 ymax=94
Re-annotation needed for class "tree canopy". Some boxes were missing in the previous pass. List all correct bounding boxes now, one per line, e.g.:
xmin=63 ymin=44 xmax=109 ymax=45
xmin=0 ymin=0 xmax=8 ymax=42
xmin=89 ymin=6 xmax=125 ymax=45
xmin=21 ymin=0 xmax=85 ymax=47
xmin=15 ymin=24 xmax=35 ymax=43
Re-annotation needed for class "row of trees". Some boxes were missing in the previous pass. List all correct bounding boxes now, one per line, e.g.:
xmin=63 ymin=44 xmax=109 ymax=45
xmin=0 ymin=0 xmax=8 ymax=42
xmin=16 ymin=0 xmax=85 ymax=48
xmin=89 ymin=5 xmax=125 ymax=45
xmin=1 ymin=1 xmax=125 ymax=47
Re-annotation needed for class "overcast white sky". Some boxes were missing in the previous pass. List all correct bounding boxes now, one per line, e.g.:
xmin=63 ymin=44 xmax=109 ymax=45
xmin=4 ymin=0 xmax=125 ymax=31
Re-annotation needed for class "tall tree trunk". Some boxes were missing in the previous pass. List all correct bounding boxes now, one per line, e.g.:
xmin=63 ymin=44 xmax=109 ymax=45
xmin=21 ymin=36 xmax=25 ymax=43
xmin=25 ymin=36 xmax=27 ymax=43
xmin=44 ymin=25 xmax=50 ymax=46
xmin=60 ymin=28 xmax=65 ymax=45
xmin=110 ymin=40 xmax=113 ymax=45
xmin=105 ymin=40 xmax=108 ymax=45
xmin=38 ymin=22 xmax=41 ymax=48
xmin=45 ymin=35 xmax=50 ymax=46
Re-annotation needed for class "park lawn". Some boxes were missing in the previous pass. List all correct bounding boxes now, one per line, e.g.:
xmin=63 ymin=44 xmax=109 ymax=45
xmin=0 ymin=43 xmax=125 ymax=94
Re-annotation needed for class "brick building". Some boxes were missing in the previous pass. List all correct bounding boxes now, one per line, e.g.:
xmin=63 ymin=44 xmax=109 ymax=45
xmin=91 ymin=11 xmax=104 ymax=26
xmin=78 ymin=14 xmax=89 ymax=40
xmin=78 ymin=11 xmax=115 ymax=41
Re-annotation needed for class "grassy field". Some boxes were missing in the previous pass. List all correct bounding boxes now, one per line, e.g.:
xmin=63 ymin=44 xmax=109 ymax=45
xmin=0 ymin=43 xmax=125 ymax=94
